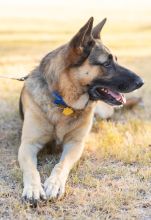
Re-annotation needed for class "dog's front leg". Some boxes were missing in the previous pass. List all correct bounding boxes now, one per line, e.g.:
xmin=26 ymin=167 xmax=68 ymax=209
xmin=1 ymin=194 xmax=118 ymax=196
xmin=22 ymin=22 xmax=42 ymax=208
xmin=18 ymin=142 xmax=46 ymax=205
xmin=18 ymin=107 xmax=52 ymax=205
xmin=44 ymin=140 xmax=85 ymax=199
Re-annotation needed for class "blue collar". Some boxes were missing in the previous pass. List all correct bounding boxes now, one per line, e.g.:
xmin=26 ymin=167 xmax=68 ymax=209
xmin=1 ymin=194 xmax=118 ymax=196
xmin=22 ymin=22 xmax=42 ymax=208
xmin=52 ymin=91 xmax=67 ymax=107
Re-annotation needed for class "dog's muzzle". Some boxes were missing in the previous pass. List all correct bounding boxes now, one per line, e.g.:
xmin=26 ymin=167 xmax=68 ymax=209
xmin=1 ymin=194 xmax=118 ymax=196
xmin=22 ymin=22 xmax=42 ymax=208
xmin=88 ymin=70 xmax=144 ymax=106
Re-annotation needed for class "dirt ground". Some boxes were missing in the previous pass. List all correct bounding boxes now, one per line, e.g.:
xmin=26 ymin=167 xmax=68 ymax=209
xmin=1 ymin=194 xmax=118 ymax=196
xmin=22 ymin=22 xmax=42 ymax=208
xmin=0 ymin=17 xmax=151 ymax=220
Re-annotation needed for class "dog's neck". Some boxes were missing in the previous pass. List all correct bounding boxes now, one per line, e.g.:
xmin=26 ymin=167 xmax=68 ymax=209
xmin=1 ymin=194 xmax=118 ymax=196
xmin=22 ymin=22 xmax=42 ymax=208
xmin=39 ymin=45 xmax=91 ymax=111
xmin=56 ymin=72 xmax=89 ymax=110
xmin=26 ymin=67 xmax=92 ymax=119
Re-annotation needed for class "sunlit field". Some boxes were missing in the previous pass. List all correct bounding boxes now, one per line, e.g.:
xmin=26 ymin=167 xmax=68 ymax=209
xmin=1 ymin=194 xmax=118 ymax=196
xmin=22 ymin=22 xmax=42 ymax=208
xmin=0 ymin=4 xmax=151 ymax=219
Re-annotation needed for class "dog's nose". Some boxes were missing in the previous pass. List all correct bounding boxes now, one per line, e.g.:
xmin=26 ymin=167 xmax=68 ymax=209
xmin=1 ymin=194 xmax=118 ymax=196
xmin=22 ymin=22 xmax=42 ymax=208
xmin=135 ymin=78 xmax=144 ymax=89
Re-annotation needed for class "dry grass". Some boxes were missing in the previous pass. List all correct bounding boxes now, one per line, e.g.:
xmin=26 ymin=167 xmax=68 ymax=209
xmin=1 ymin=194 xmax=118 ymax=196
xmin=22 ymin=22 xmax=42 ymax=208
xmin=0 ymin=16 xmax=151 ymax=220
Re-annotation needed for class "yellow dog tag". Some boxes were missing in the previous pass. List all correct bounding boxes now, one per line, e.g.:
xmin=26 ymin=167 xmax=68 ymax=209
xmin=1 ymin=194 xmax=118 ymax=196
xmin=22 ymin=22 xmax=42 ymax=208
xmin=63 ymin=107 xmax=74 ymax=116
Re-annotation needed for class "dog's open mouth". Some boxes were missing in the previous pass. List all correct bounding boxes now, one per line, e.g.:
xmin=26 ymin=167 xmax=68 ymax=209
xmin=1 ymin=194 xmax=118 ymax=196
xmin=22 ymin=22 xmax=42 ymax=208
xmin=97 ymin=87 xmax=126 ymax=105
xmin=89 ymin=85 xmax=126 ymax=106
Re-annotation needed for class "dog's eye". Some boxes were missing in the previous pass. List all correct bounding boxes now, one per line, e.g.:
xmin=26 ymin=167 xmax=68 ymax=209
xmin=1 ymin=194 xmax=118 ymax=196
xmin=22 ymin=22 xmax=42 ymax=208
xmin=102 ymin=54 xmax=113 ymax=68
xmin=103 ymin=60 xmax=111 ymax=68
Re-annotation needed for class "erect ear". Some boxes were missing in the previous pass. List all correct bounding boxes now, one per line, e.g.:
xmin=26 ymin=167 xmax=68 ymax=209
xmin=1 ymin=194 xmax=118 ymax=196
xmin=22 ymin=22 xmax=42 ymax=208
xmin=70 ymin=17 xmax=94 ymax=52
xmin=67 ymin=17 xmax=95 ymax=66
xmin=92 ymin=18 xmax=107 ymax=39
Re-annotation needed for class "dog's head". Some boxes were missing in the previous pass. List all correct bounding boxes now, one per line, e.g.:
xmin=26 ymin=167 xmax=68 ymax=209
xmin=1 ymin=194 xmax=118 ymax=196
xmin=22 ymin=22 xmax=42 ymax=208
xmin=41 ymin=17 xmax=144 ymax=107
xmin=66 ymin=17 xmax=143 ymax=106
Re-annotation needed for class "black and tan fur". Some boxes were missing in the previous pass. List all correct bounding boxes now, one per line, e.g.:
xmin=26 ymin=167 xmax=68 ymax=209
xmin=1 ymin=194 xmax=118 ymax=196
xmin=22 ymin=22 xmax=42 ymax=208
xmin=18 ymin=17 xmax=143 ymax=205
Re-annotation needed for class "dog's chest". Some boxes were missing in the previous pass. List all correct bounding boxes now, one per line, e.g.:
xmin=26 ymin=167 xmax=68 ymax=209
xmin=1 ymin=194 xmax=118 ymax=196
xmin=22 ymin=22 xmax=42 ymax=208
xmin=51 ymin=108 xmax=93 ymax=144
xmin=52 ymin=113 xmax=83 ymax=144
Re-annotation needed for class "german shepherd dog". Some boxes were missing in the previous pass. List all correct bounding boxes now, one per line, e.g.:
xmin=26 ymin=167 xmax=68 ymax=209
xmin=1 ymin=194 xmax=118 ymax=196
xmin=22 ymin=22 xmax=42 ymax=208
xmin=19 ymin=17 xmax=143 ymax=205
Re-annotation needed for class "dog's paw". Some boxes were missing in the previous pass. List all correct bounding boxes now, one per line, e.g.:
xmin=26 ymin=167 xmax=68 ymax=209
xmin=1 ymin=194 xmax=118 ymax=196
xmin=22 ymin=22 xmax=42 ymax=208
xmin=22 ymin=184 xmax=46 ymax=207
xmin=44 ymin=175 xmax=66 ymax=200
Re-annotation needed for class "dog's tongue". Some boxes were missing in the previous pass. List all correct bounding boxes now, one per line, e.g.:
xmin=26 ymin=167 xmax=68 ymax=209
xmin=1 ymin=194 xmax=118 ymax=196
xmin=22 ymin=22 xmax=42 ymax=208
xmin=108 ymin=89 xmax=126 ymax=104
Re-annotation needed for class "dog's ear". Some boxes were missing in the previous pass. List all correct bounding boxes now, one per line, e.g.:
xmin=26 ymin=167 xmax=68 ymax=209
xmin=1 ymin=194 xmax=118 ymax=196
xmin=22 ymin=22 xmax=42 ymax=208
xmin=70 ymin=17 xmax=94 ymax=49
xmin=67 ymin=17 xmax=95 ymax=66
xmin=92 ymin=18 xmax=107 ymax=39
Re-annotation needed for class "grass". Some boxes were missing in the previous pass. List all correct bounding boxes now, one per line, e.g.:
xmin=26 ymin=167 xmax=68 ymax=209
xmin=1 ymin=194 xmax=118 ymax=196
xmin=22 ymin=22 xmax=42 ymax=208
xmin=0 ymin=16 xmax=151 ymax=219
xmin=88 ymin=119 xmax=151 ymax=164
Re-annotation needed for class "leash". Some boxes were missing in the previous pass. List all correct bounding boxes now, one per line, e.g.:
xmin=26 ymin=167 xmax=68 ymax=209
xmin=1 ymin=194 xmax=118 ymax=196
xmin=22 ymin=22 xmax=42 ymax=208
xmin=0 ymin=74 xmax=28 ymax=81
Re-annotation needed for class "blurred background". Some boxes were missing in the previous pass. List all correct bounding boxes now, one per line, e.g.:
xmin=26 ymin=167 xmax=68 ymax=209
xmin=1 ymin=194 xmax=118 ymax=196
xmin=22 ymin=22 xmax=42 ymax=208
xmin=0 ymin=0 xmax=151 ymax=72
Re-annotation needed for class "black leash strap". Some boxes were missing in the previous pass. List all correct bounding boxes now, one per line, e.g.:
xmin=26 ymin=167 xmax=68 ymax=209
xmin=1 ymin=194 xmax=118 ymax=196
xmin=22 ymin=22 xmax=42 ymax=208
xmin=0 ymin=75 xmax=29 ymax=81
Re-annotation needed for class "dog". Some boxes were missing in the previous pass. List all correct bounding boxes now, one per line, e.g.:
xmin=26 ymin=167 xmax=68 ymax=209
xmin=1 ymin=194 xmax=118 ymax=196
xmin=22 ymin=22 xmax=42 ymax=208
xmin=18 ymin=17 xmax=143 ymax=206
